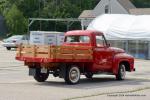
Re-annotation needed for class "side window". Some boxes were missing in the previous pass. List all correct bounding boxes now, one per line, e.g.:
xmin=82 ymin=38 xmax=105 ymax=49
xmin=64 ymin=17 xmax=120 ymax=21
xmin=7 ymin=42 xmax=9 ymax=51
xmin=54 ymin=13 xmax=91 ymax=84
xmin=66 ymin=36 xmax=79 ymax=43
xmin=96 ymin=35 xmax=106 ymax=47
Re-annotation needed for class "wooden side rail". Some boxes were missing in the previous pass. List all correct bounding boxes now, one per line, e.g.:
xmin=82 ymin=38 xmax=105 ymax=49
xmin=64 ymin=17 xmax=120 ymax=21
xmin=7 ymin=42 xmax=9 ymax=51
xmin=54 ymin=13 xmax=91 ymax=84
xmin=16 ymin=45 xmax=93 ymax=60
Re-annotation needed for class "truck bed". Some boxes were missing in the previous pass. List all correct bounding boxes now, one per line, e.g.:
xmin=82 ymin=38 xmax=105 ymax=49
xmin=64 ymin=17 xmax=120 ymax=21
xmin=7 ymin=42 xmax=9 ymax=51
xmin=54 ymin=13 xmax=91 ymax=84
xmin=16 ymin=44 xmax=93 ymax=63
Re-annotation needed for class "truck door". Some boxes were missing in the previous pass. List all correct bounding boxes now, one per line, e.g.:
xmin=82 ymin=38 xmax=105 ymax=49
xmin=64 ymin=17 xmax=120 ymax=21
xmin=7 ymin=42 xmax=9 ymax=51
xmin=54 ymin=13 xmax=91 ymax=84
xmin=93 ymin=35 xmax=113 ymax=71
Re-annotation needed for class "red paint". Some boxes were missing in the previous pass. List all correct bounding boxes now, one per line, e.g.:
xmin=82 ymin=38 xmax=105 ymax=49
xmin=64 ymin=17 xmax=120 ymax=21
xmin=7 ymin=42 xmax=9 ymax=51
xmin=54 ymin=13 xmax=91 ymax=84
xmin=16 ymin=30 xmax=134 ymax=75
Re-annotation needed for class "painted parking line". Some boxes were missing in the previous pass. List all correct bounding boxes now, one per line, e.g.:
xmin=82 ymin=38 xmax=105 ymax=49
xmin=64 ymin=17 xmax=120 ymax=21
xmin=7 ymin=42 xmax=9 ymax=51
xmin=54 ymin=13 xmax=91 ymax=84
xmin=128 ymin=76 xmax=150 ymax=80
xmin=67 ymin=87 xmax=150 ymax=100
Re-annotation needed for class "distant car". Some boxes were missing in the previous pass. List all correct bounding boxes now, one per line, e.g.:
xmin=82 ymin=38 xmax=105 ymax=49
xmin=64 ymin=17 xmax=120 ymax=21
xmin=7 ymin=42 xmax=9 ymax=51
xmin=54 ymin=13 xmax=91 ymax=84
xmin=2 ymin=35 xmax=29 ymax=50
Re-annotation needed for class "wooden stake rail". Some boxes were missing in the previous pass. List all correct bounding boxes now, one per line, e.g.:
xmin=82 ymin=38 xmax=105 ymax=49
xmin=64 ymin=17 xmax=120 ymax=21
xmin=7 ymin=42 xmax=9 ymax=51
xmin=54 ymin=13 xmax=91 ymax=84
xmin=17 ymin=44 xmax=93 ymax=60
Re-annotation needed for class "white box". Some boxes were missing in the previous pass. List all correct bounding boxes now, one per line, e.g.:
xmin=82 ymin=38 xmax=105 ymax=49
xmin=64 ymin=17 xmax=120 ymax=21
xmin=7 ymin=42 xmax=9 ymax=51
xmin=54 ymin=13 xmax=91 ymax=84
xmin=30 ymin=31 xmax=64 ymax=45
xmin=45 ymin=34 xmax=57 ymax=45
xmin=56 ymin=34 xmax=65 ymax=45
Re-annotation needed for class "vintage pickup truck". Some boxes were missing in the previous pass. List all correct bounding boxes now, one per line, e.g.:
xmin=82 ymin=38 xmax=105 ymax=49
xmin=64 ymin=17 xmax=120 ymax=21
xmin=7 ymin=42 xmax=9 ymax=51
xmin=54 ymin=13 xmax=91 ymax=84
xmin=16 ymin=30 xmax=135 ymax=84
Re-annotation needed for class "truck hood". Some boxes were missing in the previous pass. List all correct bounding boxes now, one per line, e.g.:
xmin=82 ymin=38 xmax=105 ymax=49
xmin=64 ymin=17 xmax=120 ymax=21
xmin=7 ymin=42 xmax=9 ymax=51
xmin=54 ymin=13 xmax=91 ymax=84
xmin=110 ymin=47 xmax=125 ymax=53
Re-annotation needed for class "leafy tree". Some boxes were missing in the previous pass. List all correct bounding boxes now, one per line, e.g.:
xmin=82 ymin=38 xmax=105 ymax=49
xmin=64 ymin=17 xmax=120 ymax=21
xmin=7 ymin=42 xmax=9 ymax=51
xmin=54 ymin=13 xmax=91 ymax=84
xmin=2 ymin=0 xmax=150 ymax=35
xmin=131 ymin=0 xmax=150 ymax=8
xmin=5 ymin=4 xmax=27 ymax=35
xmin=0 ymin=0 xmax=11 ymax=15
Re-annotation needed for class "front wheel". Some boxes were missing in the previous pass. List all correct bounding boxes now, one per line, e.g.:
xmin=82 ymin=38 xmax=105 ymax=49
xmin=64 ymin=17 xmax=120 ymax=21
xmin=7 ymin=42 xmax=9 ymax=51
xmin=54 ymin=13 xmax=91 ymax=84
xmin=116 ymin=64 xmax=126 ymax=80
xmin=64 ymin=65 xmax=80 ymax=85
xmin=34 ymin=68 xmax=49 ymax=82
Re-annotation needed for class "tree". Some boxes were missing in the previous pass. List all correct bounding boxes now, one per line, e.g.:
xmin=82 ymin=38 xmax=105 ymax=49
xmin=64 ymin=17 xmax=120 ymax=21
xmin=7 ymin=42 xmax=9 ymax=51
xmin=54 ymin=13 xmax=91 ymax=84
xmin=131 ymin=0 xmax=150 ymax=8
xmin=5 ymin=4 xmax=27 ymax=35
xmin=0 ymin=0 xmax=99 ymax=33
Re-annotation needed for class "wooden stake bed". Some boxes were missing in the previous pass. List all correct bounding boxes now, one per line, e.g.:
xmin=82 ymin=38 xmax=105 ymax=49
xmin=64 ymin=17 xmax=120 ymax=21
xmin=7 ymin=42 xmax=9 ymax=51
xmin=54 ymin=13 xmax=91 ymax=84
xmin=16 ymin=44 xmax=93 ymax=63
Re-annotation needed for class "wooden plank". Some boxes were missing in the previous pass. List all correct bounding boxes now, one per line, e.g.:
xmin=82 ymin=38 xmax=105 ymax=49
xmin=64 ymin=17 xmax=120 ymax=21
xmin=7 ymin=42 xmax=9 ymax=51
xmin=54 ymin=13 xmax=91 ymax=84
xmin=74 ymin=49 xmax=93 ymax=54
xmin=55 ymin=53 xmax=73 ymax=59
xmin=74 ymin=46 xmax=92 ymax=49
xmin=48 ymin=46 xmax=51 ymax=58
xmin=33 ymin=45 xmax=36 ymax=57
xmin=57 ymin=48 xmax=73 ymax=54
xmin=75 ymin=54 xmax=93 ymax=60
xmin=21 ymin=45 xmax=34 ymax=52
xmin=36 ymin=45 xmax=49 ymax=52
xmin=36 ymin=53 xmax=49 ymax=58
xmin=50 ymin=46 xmax=57 ymax=59
xmin=16 ymin=44 xmax=22 ymax=57
xmin=73 ymin=46 xmax=92 ymax=54
xmin=19 ymin=45 xmax=35 ymax=57
xmin=21 ymin=51 xmax=34 ymax=57
xmin=57 ymin=46 xmax=73 ymax=54
xmin=36 ymin=45 xmax=48 ymax=58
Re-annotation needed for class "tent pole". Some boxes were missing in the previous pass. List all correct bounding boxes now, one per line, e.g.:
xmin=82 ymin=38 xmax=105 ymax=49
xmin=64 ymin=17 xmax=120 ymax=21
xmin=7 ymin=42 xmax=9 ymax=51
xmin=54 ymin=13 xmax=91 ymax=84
xmin=81 ymin=19 xmax=84 ymax=30
xmin=125 ymin=40 xmax=128 ymax=53
xmin=148 ymin=42 xmax=150 ymax=60
xmin=135 ymin=40 xmax=139 ymax=58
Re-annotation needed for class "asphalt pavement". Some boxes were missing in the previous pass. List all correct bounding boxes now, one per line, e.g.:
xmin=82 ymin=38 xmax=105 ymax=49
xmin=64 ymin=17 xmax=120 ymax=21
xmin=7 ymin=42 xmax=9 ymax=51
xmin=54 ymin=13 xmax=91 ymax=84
xmin=0 ymin=42 xmax=150 ymax=100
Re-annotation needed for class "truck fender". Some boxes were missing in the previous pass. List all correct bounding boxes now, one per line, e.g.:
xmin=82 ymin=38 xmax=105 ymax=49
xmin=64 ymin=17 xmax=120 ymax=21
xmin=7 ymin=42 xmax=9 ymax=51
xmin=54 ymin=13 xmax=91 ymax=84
xmin=112 ymin=53 xmax=132 ymax=75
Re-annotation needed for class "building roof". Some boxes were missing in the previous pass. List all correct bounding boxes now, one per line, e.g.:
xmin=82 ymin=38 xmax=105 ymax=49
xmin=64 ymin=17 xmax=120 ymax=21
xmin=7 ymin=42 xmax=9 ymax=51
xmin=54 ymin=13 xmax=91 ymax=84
xmin=118 ymin=0 xmax=136 ymax=12
xmin=130 ymin=8 xmax=150 ymax=15
xmin=78 ymin=10 xmax=94 ymax=19
xmin=79 ymin=0 xmax=136 ymax=19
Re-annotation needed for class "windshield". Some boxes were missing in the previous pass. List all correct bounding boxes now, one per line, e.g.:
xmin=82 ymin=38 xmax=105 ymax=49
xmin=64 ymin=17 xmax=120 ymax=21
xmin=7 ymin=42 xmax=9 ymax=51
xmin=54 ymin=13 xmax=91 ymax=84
xmin=65 ymin=35 xmax=90 ymax=43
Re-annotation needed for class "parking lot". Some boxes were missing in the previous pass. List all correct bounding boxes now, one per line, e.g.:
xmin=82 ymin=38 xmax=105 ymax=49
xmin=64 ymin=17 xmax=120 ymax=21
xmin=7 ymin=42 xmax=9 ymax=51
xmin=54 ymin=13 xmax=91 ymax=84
xmin=0 ymin=42 xmax=150 ymax=100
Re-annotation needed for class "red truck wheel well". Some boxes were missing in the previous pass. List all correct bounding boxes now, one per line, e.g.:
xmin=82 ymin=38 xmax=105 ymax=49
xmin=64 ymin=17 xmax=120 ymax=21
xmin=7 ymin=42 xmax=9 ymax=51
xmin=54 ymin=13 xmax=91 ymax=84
xmin=119 ymin=61 xmax=130 ymax=71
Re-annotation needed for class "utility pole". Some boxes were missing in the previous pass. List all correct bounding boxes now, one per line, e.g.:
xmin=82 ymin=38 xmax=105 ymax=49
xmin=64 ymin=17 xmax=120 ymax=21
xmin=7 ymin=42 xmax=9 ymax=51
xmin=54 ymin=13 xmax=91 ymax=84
xmin=39 ymin=0 xmax=42 ymax=30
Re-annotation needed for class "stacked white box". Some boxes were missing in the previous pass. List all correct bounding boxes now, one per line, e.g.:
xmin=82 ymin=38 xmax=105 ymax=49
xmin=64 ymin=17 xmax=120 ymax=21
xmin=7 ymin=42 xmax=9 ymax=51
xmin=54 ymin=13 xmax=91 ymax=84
xmin=57 ymin=34 xmax=65 ymax=45
xmin=30 ymin=31 xmax=64 ymax=45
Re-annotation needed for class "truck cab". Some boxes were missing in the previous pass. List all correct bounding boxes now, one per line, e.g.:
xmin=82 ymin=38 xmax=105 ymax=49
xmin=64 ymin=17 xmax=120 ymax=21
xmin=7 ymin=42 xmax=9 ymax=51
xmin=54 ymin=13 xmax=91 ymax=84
xmin=16 ymin=30 xmax=135 ymax=84
xmin=64 ymin=30 xmax=134 ymax=71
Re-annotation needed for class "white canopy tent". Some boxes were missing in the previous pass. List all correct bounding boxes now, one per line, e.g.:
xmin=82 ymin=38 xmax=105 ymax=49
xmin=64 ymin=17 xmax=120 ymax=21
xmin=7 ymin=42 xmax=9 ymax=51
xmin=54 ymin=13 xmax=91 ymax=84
xmin=87 ymin=14 xmax=150 ymax=41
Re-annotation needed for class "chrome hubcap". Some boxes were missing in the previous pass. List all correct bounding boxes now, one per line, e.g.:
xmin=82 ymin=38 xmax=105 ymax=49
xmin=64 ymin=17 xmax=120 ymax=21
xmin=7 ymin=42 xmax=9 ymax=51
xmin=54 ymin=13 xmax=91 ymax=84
xmin=69 ymin=67 xmax=80 ymax=83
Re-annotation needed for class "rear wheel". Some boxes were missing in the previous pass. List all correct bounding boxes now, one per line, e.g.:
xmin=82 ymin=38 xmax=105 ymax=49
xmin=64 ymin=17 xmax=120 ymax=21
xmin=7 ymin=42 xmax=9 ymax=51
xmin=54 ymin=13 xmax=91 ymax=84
xmin=6 ymin=47 xmax=11 ymax=50
xmin=116 ymin=64 xmax=126 ymax=80
xmin=34 ymin=68 xmax=49 ymax=82
xmin=64 ymin=65 xmax=80 ymax=84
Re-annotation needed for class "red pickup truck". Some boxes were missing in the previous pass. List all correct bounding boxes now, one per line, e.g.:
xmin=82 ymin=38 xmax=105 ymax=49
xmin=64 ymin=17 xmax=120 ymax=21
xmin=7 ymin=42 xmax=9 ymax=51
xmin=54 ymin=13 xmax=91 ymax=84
xmin=16 ymin=30 xmax=135 ymax=84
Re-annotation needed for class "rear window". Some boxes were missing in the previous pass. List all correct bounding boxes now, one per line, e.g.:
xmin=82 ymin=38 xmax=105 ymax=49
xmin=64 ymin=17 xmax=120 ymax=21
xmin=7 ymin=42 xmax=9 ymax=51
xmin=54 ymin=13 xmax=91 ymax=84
xmin=65 ymin=35 xmax=90 ymax=43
